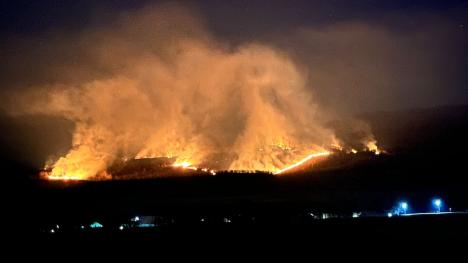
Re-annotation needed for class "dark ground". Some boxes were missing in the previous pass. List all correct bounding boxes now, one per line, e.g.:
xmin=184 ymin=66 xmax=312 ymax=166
xmin=2 ymin=105 xmax=468 ymax=247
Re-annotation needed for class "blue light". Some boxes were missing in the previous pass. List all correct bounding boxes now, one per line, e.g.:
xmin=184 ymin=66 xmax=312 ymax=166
xmin=432 ymin=198 xmax=443 ymax=213
xmin=90 ymin=222 xmax=103 ymax=228
xmin=396 ymin=201 xmax=409 ymax=215
xmin=138 ymin=223 xmax=155 ymax=228
xmin=400 ymin=202 xmax=408 ymax=210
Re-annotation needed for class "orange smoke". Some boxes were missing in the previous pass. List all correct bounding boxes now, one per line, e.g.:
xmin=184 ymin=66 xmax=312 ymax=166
xmin=5 ymin=4 xmax=381 ymax=180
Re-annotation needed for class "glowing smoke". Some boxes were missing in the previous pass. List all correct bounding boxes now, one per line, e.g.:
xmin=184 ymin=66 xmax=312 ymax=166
xmin=3 ymin=4 xmax=378 ymax=179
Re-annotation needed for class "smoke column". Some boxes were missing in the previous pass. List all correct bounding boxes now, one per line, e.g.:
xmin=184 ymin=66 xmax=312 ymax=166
xmin=3 ymin=4 xmax=376 ymax=179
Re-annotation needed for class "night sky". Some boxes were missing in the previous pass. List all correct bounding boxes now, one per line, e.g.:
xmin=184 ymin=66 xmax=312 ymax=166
xmin=1 ymin=0 xmax=467 ymax=113
xmin=1 ymin=1 xmax=466 ymax=35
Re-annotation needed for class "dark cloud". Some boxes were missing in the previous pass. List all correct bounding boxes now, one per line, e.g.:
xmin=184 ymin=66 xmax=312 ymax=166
xmin=269 ymin=17 xmax=467 ymax=113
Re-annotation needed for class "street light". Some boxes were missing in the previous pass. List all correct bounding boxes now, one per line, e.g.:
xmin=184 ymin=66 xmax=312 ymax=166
xmin=433 ymin=198 xmax=442 ymax=213
xmin=400 ymin=202 xmax=408 ymax=215
xmin=401 ymin=202 xmax=408 ymax=210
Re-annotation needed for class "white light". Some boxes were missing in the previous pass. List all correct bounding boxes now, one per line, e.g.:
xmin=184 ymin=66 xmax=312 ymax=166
xmin=387 ymin=212 xmax=393 ymax=218
xmin=50 ymin=229 xmax=55 ymax=233
xmin=56 ymin=224 xmax=60 ymax=229
xmin=401 ymin=202 xmax=408 ymax=210
xmin=434 ymin=199 xmax=441 ymax=207
xmin=119 ymin=225 xmax=124 ymax=230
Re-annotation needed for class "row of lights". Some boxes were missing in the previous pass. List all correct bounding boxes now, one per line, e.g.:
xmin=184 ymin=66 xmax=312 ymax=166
xmin=388 ymin=198 xmax=444 ymax=217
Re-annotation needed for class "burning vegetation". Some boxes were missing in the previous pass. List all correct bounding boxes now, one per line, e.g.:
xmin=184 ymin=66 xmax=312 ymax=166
xmin=39 ymin=145 xmax=381 ymax=181
xmin=5 ymin=4 xmax=382 ymax=181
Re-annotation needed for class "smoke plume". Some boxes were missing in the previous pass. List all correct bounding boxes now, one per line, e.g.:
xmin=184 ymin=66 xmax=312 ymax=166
xmin=2 ymin=4 xmax=377 ymax=179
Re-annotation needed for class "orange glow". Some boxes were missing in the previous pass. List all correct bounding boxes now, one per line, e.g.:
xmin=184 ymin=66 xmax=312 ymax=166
xmin=43 ymin=140 xmax=383 ymax=180
xmin=47 ymin=175 xmax=81 ymax=181
xmin=173 ymin=161 xmax=192 ymax=169
xmin=274 ymin=151 xmax=331 ymax=175
xmin=365 ymin=140 xmax=381 ymax=155
xmin=10 ymin=5 xmax=384 ymax=182
xmin=172 ymin=160 xmax=199 ymax=171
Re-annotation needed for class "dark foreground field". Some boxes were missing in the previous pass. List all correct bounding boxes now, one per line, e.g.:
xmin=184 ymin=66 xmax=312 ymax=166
xmin=17 ymin=169 xmax=468 ymax=246
xmin=30 ymin=214 xmax=468 ymax=248
xmin=3 ymin=106 xmax=468 ymax=248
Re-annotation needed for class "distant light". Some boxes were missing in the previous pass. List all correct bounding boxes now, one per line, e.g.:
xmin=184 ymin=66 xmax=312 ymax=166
xmin=387 ymin=212 xmax=393 ymax=218
xmin=50 ymin=229 xmax=55 ymax=233
xmin=90 ymin=222 xmax=103 ymax=228
xmin=138 ymin=223 xmax=155 ymax=228
xmin=119 ymin=225 xmax=124 ymax=230
xmin=135 ymin=216 xmax=140 ymax=221
xmin=352 ymin=212 xmax=360 ymax=218
xmin=433 ymin=198 xmax=443 ymax=213
xmin=80 ymin=225 xmax=85 ymax=229
xmin=400 ymin=202 xmax=408 ymax=210
xmin=56 ymin=224 xmax=60 ymax=229
xmin=398 ymin=201 xmax=409 ymax=215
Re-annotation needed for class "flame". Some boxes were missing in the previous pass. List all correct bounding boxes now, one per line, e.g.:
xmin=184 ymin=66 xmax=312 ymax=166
xmin=273 ymin=151 xmax=331 ymax=175
xmin=172 ymin=160 xmax=199 ymax=171
xmin=47 ymin=175 xmax=81 ymax=181
xmin=8 ymin=4 xmax=383 ymax=182
xmin=48 ymin=157 xmax=97 ymax=180
xmin=43 ymin=140 xmax=385 ymax=180
xmin=171 ymin=160 xmax=218 ymax=174
xmin=365 ymin=139 xmax=381 ymax=155
xmin=46 ymin=148 xmax=111 ymax=181
xmin=173 ymin=161 xmax=192 ymax=169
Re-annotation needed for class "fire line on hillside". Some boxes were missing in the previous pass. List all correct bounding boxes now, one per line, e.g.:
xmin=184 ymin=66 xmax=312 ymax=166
xmin=41 ymin=143 xmax=382 ymax=181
